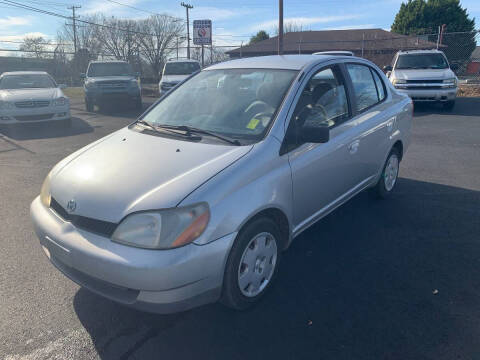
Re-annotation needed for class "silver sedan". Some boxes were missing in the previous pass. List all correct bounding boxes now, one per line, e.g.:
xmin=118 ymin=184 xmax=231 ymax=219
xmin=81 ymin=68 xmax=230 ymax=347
xmin=31 ymin=54 xmax=412 ymax=313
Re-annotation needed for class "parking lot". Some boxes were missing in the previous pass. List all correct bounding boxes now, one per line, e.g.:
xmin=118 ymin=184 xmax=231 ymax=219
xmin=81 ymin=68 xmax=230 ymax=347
xmin=1 ymin=96 xmax=479 ymax=360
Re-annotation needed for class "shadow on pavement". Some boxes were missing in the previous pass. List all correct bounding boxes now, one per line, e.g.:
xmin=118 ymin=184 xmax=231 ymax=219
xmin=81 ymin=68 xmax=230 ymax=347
xmin=74 ymin=178 xmax=480 ymax=360
xmin=0 ymin=117 xmax=93 ymax=140
xmin=414 ymin=97 xmax=480 ymax=117
xmin=73 ymin=98 xmax=157 ymax=120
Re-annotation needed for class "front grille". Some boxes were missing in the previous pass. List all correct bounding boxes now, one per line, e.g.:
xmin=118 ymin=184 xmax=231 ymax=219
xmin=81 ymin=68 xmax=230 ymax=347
xmin=406 ymin=79 xmax=443 ymax=84
xmin=15 ymin=114 xmax=53 ymax=121
xmin=407 ymin=86 xmax=443 ymax=90
xmin=50 ymin=197 xmax=118 ymax=237
xmin=97 ymin=81 xmax=128 ymax=88
xmin=15 ymin=100 xmax=50 ymax=108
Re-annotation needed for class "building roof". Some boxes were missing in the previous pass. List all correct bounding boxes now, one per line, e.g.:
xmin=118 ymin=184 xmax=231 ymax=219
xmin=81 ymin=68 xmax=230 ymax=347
xmin=227 ymin=28 xmax=438 ymax=56
xmin=208 ymin=54 xmax=342 ymax=70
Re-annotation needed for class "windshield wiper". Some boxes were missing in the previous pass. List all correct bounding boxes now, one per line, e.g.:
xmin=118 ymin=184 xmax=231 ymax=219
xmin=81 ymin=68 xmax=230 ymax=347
xmin=135 ymin=120 xmax=201 ymax=140
xmin=158 ymin=125 xmax=242 ymax=145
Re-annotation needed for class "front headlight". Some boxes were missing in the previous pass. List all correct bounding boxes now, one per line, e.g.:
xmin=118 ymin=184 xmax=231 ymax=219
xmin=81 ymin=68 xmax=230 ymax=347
xmin=40 ymin=172 xmax=52 ymax=207
xmin=53 ymin=97 xmax=67 ymax=106
xmin=443 ymin=78 xmax=457 ymax=86
xmin=85 ymin=81 xmax=97 ymax=89
xmin=0 ymin=101 xmax=14 ymax=109
xmin=392 ymin=79 xmax=407 ymax=85
xmin=112 ymin=203 xmax=210 ymax=249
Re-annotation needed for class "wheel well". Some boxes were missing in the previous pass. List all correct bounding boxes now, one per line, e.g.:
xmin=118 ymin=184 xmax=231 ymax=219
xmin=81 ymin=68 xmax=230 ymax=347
xmin=242 ymin=208 xmax=290 ymax=251
xmin=393 ymin=140 xmax=403 ymax=161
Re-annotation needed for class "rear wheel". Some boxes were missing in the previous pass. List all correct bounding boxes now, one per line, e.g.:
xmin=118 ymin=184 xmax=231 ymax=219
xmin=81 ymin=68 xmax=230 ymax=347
xmin=370 ymin=148 xmax=400 ymax=199
xmin=221 ymin=217 xmax=281 ymax=310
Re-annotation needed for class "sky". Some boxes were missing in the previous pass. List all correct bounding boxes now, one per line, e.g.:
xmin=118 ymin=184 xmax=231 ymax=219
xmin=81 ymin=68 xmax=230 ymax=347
xmin=0 ymin=0 xmax=479 ymax=51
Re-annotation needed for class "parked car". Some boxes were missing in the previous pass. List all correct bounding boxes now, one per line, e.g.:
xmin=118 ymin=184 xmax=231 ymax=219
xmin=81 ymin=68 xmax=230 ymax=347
xmin=0 ymin=71 xmax=70 ymax=126
xmin=31 ymin=55 xmax=412 ymax=313
xmin=384 ymin=49 xmax=458 ymax=110
xmin=82 ymin=61 xmax=141 ymax=112
xmin=159 ymin=59 xmax=201 ymax=95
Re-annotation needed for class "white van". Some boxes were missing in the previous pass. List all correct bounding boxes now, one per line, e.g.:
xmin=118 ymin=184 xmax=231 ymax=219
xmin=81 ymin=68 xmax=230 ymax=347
xmin=159 ymin=59 xmax=201 ymax=95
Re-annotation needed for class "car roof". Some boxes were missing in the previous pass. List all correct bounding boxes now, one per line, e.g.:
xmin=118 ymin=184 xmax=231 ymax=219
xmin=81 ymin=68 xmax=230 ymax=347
xmin=207 ymin=54 xmax=353 ymax=71
xmin=313 ymin=51 xmax=354 ymax=56
xmin=1 ymin=71 xmax=49 ymax=76
xmin=89 ymin=60 xmax=129 ymax=64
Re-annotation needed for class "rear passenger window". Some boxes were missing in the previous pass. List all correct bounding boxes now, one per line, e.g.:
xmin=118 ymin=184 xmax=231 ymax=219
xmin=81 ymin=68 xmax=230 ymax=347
xmin=346 ymin=64 xmax=382 ymax=112
xmin=372 ymin=70 xmax=386 ymax=101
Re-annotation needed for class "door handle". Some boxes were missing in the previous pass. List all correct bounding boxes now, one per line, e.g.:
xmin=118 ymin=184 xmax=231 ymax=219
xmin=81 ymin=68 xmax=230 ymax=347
xmin=386 ymin=117 xmax=396 ymax=133
xmin=348 ymin=139 xmax=360 ymax=154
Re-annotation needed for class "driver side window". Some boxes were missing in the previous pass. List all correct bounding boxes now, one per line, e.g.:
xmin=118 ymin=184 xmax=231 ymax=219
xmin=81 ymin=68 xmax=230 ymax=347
xmin=293 ymin=66 xmax=349 ymax=130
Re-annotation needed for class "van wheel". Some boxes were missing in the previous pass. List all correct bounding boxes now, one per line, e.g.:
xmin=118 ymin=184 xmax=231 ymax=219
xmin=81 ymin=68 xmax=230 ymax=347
xmin=371 ymin=148 xmax=400 ymax=199
xmin=221 ymin=217 xmax=281 ymax=310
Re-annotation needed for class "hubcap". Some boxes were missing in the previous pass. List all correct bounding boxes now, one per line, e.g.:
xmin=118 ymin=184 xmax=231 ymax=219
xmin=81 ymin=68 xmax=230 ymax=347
xmin=384 ymin=154 xmax=399 ymax=191
xmin=238 ymin=232 xmax=278 ymax=297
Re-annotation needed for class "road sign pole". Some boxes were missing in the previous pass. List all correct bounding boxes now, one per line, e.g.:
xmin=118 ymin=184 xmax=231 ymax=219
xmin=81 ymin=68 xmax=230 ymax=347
xmin=201 ymin=44 xmax=205 ymax=68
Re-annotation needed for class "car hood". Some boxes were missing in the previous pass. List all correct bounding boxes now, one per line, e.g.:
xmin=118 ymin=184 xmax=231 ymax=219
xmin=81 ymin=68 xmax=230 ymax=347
xmin=161 ymin=75 xmax=189 ymax=84
xmin=49 ymin=127 xmax=253 ymax=223
xmin=392 ymin=68 xmax=455 ymax=80
xmin=0 ymin=88 xmax=62 ymax=101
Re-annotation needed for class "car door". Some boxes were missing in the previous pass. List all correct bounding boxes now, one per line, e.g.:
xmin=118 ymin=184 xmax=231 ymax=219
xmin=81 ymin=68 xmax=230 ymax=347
xmin=284 ymin=64 xmax=366 ymax=234
xmin=344 ymin=63 xmax=397 ymax=180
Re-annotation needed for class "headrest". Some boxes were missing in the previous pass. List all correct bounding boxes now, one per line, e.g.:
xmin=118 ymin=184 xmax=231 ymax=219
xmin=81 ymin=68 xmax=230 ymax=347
xmin=311 ymin=83 xmax=333 ymax=104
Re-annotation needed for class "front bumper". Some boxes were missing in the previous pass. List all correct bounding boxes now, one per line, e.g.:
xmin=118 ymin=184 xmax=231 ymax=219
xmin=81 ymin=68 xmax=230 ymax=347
xmin=30 ymin=196 xmax=236 ymax=313
xmin=395 ymin=87 xmax=457 ymax=102
xmin=0 ymin=105 xmax=70 ymax=125
xmin=85 ymin=88 xmax=141 ymax=104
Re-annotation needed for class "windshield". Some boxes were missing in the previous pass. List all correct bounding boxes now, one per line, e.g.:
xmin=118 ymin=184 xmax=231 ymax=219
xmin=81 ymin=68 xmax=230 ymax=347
xmin=395 ymin=53 xmax=449 ymax=69
xmin=142 ymin=68 xmax=297 ymax=143
xmin=163 ymin=62 xmax=201 ymax=76
xmin=0 ymin=74 xmax=56 ymax=89
xmin=87 ymin=63 xmax=133 ymax=77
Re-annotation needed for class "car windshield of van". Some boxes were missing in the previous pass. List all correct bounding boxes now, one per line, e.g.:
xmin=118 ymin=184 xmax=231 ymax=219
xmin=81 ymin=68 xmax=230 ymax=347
xmin=0 ymin=74 xmax=56 ymax=89
xmin=396 ymin=54 xmax=448 ymax=69
xmin=87 ymin=63 xmax=133 ymax=77
xmin=163 ymin=62 xmax=201 ymax=75
xmin=140 ymin=68 xmax=297 ymax=143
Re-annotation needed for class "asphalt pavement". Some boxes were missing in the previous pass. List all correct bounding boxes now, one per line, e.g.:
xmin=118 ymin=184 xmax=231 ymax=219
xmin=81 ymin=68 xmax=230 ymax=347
xmin=1 ymin=97 xmax=479 ymax=360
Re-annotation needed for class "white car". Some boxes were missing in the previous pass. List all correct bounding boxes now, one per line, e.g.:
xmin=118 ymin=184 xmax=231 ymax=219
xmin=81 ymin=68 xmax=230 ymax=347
xmin=159 ymin=59 xmax=201 ymax=95
xmin=385 ymin=50 xmax=458 ymax=110
xmin=0 ymin=71 xmax=71 ymax=126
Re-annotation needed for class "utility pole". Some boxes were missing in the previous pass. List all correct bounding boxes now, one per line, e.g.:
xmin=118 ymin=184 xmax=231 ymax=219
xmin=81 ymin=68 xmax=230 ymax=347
xmin=68 ymin=5 xmax=81 ymax=55
xmin=180 ymin=2 xmax=193 ymax=59
xmin=278 ymin=0 xmax=283 ymax=55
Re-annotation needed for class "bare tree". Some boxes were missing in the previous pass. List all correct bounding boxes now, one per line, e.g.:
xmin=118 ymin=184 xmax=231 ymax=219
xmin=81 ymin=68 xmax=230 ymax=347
xmin=273 ymin=21 xmax=307 ymax=35
xmin=137 ymin=15 xmax=184 ymax=78
xmin=19 ymin=36 xmax=51 ymax=58
xmin=56 ymin=14 xmax=103 ymax=56
xmin=95 ymin=16 xmax=141 ymax=61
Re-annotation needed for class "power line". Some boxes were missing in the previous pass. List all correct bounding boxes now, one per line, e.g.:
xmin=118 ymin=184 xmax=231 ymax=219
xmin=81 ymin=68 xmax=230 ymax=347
xmin=103 ymin=0 xmax=162 ymax=16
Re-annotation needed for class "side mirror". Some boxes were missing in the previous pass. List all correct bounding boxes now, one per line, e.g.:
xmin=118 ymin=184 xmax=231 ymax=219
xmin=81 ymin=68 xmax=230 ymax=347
xmin=386 ymin=71 xmax=392 ymax=78
xmin=450 ymin=63 xmax=459 ymax=71
xmin=300 ymin=125 xmax=329 ymax=144
xmin=134 ymin=72 xmax=140 ymax=78
xmin=58 ymin=84 xmax=67 ymax=89
xmin=383 ymin=65 xmax=393 ymax=72
xmin=79 ymin=73 xmax=86 ymax=79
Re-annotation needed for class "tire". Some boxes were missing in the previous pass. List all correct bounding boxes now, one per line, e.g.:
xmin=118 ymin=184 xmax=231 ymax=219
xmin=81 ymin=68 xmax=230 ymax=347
xmin=85 ymin=99 xmax=94 ymax=112
xmin=135 ymin=98 xmax=142 ymax=110
xmin=443 ymin=100 xmax=455 ymax=111
xmin=370 ymin=148 xmax=401 ymax=199
xmin=221 ymin=217 xmax=282 ymax=310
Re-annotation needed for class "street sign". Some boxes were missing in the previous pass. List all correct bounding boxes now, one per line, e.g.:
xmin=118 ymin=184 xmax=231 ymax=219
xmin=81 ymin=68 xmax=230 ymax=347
xmin=193 ymin=20 xmax=212 ymax=45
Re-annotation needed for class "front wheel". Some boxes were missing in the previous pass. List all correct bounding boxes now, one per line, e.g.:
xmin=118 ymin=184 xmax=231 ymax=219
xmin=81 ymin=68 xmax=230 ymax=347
xmin=85 ymin=99 xmax=94 ymax=112
xmin=370 ymin=148 xmax=400 ymax=199
xmin=221 ymin=217 xmax=281 ymax=310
